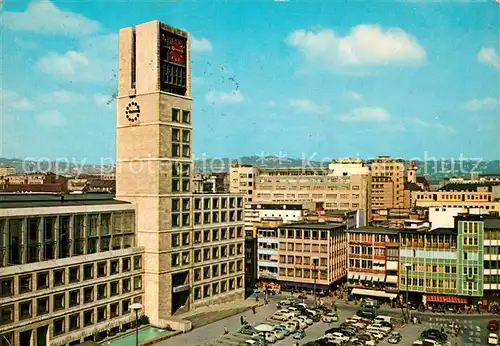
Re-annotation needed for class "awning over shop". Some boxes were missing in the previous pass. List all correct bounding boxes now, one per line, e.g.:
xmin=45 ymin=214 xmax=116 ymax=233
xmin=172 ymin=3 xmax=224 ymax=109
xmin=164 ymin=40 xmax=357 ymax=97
xmin=351 ymin=288 xmax=398 ymax=300
xmin=359 ymin=274 xmax=367 ymax=281
xmin=348 ymin=272 xmax=363 ymax=280
xmin=280 ymin=281 xmax=330 ymax=291
xmin=372 ymin=274 xmax=385 ymax=282
xmin=385 ymin=275 xmax=398 ymax=284
xmin=426 ymin=295 xmax=468 ymax=304
xmin=364 ymin=274 xmax=373 ymax=281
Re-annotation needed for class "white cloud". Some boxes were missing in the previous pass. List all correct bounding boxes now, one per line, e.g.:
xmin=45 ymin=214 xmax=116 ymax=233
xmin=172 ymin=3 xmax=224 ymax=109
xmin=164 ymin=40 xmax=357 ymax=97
xmin=287 ymin=25 xmax=426 ymax=71
xmin=35 ymin=110 xmax=67 ymax=126
xmin=337 ymin=107 xmax=390 ymax=122
xmin=42 ymin=90 xmax=85 ymax=104
xmin=93 ymin=94 xmax=114 ymax=107
xmin=342 ymin=91 xmax=363 ymax=102
xmin=0 ymin=89 xmax=34 ymax=110
xmin=478 ymin=48 xmax=500 ymax=69
xmin=1 ymin=1 xmax=101 ymax=37
xmin=36 ymin=33 xmax=117 ymax=83
xmin=406 ymin=117 xmax=455 ymax=133
xmin=463 ymin=97 xmax=499 ymax=111
xmin=289 ymin=98 xmax=330 ymax=113
xmin=205 ymin=90 xmax=244 ymax=104
xmin=191 ymin=36 xmax=213 ymax=54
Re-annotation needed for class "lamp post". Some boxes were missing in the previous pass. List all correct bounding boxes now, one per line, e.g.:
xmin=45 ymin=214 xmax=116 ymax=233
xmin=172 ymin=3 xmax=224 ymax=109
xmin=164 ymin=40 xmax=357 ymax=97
xmin=313 ymin=257 xmax=319 ymax=307
xmin=130 ymin=303 xmax=143 ymax=346
xmin=404 ymin=263 xmax=411 ymax=323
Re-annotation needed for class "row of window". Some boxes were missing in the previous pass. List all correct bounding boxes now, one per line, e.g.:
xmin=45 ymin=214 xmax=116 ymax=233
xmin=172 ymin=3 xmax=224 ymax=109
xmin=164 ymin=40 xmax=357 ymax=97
xmin=172 ymin=227 xmax=245 ymax=247
xmin=0 ymin=256 xmax=141 ymax=297
xmin=171 ymin=108 xmax=190 ymax=124
xmin=278 ymin=242 xmax=340 ymax=253
xmin=279 ymin=256 xmax=328 ymax=266
xmin=0 ymin=277 xmax=142 ymax=327
xmin=193 ymin=276 xmax=243 ymax=300
xmin=279 ymin=268 xmax=328 ymax=280
xmin=193 ymin=260 xmax=243 ymax=281
xmin=172 ymin=245 xmax=244 ymax=267
xmin=278 ymin=229 xmax=345 ymax=240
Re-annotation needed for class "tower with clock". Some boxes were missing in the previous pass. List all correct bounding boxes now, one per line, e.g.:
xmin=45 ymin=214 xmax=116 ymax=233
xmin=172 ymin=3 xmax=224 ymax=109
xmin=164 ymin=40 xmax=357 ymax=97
xmin=115 ymin=21 xmax=193 ymax=325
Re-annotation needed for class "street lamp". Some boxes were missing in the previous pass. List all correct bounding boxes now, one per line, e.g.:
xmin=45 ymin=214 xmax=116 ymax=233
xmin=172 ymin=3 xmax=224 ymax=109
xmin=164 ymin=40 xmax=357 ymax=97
xmin=404 ymin=263 xmax=411 ymax=323
xmin=130 ymin=303 xmax=143 ymax=346
xmin=313 ymin=257 xmax=319 ymax=307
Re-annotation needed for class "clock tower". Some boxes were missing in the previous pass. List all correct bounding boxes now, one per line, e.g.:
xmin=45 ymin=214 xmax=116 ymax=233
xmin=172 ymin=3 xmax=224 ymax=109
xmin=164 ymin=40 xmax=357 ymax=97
xmin=116 ymin=21 xmax=192 ymax=325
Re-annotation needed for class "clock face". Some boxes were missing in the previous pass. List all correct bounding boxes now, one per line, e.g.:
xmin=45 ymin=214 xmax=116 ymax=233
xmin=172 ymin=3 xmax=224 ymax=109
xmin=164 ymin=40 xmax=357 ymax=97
xmin=167 ymin=37 xmax=186 ymax=65
xmin=125 ymin=102 xmax=140 ymax=123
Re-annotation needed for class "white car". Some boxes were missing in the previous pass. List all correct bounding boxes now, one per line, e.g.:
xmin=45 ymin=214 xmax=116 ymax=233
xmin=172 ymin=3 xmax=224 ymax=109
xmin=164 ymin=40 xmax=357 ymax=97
xmin=365 ymin=330 xmax=385 ymax=340
xmin=297 ymin=315 xmax=314 ymax=325
xmin=346 ymin=315 xmax=362 ymax=323
xmin=275 ymin=324 xmax=292 ymax=335
xmin=489 ymin=333 xmax=499 ymax=345
xmin=256 ymin=331 xmax=276 ymax=343
xmin=323 ymin=313 xmax=338 ymax=323
xmin=325 ymin=332 xmax=349 ymax=343
xmin=271 ymin=313 xmax=287 ymax=321
xmin=371 ymin=323 xmax=391 ymax=334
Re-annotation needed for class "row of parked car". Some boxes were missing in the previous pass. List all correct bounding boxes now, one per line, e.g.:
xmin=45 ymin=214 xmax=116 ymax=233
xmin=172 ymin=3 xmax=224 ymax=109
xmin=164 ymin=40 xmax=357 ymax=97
xmin=303 ymin=308 xmax=402 ymax=346
xmin=236 ymin=298 xmax=335 ymax=345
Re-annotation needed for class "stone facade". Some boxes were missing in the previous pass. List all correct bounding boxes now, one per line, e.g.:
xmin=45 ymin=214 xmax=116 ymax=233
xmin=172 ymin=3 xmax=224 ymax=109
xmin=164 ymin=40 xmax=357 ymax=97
xmin=115 ymin=20 xmax=245 ymax=327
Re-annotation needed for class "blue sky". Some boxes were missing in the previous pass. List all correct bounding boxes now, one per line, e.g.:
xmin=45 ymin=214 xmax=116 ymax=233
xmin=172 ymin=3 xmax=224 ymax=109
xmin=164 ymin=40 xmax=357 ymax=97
xmin=1 ymin=1 xmax=499 ymax=164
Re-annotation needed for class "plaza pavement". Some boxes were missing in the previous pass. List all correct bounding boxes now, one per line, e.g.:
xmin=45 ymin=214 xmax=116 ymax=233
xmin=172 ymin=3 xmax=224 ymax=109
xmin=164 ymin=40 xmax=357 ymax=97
xmin=154 ymin=293 xmax=495 ymax=346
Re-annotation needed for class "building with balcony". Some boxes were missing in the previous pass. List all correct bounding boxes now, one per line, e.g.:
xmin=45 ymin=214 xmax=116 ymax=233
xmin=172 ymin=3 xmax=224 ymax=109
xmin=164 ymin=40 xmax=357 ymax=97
xmin=346 ymin=227 xmax=400 ymax=301
xmin=277 ymin=222 xmax=347 ymax=291
xmin=0 ymin=193 xmax=143 ymax=346
xmin=255 ymin=219 xmax=282 ymax=282
xmin=399 ymin=214 xmax=483 ymax=306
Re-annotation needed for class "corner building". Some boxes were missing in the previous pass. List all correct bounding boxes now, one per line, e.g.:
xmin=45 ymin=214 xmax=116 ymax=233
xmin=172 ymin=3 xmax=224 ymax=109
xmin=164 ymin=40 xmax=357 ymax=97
xmin=116 ymin=20 xmax=245 ymax=327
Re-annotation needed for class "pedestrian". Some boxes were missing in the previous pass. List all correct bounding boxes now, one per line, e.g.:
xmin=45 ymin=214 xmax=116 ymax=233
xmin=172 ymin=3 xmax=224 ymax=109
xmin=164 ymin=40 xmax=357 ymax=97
xmin=240 ymin=316 xmax=244 ymax=325
xmin=224 ymin=326 xmax=229 ymax=335
xmin=252 ymin=306 xmax=256 ymax=314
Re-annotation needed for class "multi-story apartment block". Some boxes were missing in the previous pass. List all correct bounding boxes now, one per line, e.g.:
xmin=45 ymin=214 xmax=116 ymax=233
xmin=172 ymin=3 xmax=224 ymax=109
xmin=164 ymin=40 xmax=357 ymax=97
xmin=347 ymin=227 xmax=400 ymax=300
xmin=399 ymin=215 xmax=483 ymax=305
xmin=253 ymin=160 xmax=371 ymax=225
xmin=277 ymin=222 xmax=347 ymax=291
xmin=115 ymin=20 xmax=245 ymax=328
xmin=229 ymin=165 xmax=258 ymax=202
xmin=243 ymin=203 xmax=305 ymax=293
xmin=255 ymin=219 xmax=282 ymax=282
xmin=368 ymin=156 xmax=406 ymax=212
xmin=0 ymin=193 xmax=143 ymax=346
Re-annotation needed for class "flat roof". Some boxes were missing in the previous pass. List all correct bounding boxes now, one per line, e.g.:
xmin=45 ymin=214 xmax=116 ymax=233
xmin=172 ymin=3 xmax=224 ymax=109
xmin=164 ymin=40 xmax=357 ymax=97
xmin=347 ymin=226 xmax=400 ymax=234
xmin=0 ymin=193 xmax=131 ymax=209
xmin=279 ymin=221 xmax=344 ymax=230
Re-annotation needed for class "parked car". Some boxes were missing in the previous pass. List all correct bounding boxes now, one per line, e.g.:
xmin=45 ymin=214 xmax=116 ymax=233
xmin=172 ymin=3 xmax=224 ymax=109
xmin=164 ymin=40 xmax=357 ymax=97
xmin=325 ymin=332 xmax=349 ymax=343
xmin=272 ymin=325 xmax=289 ymax=337
xmin=239 ymin=326 xmax=258 ymax=335
xmin=489 ymin=333 xmax=499 ymax=345
xmin=297 ymin=315 xmax=314 ymax=325
xmin=388 ymin=331 xmax=402 ymax=344
xmin=293 ymin=330 xmax=306 ymax=340
xmin=489 ymin=320 xmax=500 ymax=332
xmin=323 ymin=313 xmax=339 ymax=323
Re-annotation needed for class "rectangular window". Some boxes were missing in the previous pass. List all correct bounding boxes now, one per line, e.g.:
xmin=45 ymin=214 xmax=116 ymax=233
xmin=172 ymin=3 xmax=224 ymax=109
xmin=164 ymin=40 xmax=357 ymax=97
xmin=19 ymin=275 xmax=31 ymax=294
xmin=69 ymin=266 xmax=80 ymax=283
xmin=37 ymin=272 xmax=49 ymax=290
xmin=83 ymin=264 xmax=94 ymax=280
xmin=182 ymin=110 xmax=190 ymax=123
xmin=172 ymin=108 xmax=180 ymax=122
xmin=37 ymin=298 xmax=48 ymax=315
xmin=53 ymin=269 xmax=65 ymax=286
xmin=0 ymin=279 xmax=13 ymax=297
xmin=19 ymin=301 xmax=32 ymax=320
xmin=53 ymin=293 xmax=65 ymax=311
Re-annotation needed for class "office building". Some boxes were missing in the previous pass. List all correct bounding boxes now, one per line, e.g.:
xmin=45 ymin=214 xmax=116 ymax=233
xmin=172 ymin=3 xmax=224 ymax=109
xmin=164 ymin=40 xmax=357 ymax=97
xmin=229 ymin=165 xmax=259 ymax=202
xmin=277 ymin=222 xmax=348 ymax=291
xmin=0 ymin=193 xmax=143 ymax=346
xmin=347 ymin=227 xmax=400 ymax=300
xmin=368 ymin=156 xmax=406 ymax=212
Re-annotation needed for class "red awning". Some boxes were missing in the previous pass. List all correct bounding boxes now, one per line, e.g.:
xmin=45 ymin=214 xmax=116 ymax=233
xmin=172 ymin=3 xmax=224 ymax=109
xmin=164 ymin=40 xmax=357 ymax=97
xmin=427 ymin=295 xmax=468 ymax=304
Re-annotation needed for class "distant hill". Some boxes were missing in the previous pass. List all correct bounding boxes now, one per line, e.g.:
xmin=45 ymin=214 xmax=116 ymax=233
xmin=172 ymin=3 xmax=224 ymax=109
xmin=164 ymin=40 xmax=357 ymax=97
xmin=1 ymin=156 xmax=499 ymax=181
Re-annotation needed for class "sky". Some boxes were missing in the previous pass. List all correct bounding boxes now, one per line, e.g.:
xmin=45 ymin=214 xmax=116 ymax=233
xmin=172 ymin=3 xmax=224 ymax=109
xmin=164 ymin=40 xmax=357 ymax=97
xmin=1 ymin=0 xmax=499 ymax=164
